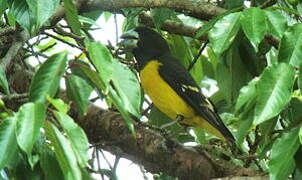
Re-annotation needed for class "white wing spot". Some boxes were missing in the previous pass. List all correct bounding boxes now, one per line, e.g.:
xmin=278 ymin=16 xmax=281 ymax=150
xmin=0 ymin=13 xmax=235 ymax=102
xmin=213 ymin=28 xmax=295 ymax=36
xmin=182 ymin=85 xmax=199 ymax=92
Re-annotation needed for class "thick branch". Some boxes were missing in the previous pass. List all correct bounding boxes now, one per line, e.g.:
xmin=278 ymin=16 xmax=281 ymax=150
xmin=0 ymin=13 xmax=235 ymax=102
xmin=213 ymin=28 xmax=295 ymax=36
xmin=81 ymin=0 xmax=225 ymax=20
xmin=138 ymin=12 xmax=280 ymax=47
xmin=0 ymin=30 xmax=29 ymax=69
xmin=50 ymin=0 xmax=226 ymax=25
xmin=71 ymin=104 xmax=261 ymax=180
xmin=138 ymin=12 xmax=208 ymax=41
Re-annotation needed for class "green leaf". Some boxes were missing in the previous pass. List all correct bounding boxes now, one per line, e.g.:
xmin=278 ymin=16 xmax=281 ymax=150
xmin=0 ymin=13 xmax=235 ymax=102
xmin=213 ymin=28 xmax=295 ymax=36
xmin=53 ymin=111 xmax=89 ymax=168
xmin=66 ymin=75 xmax=93 ymax=116
xmin=26 ymin=0 xmax=59 ymax=28
xmin=300 ymin=126 xmax=302 ymax=144
xmin=44 ymin=121 xmax=82 ymax=180
xmin=78 ymin=15 xmax=101 ymax=28
xmin=209 ymin=12 xmax=241 ymax=56
xmin=300 ymin=63 xmax=302 ymax=93
xmin=16 ymin=102 xmax=46 ymax=155
xmin=76 ymin=64 xmax=136 ymax=135
xmin=87 ymin=41 xmax=141 ymax=117
xmin=0 ymin=117 xmax=18 ymax=168
xmin=223 ymin=0 xmax=244 ymax=8
xmin=264 ymin=10 xmax=287 ymax=39
xmin=240 ymin=8 xmax=266 ymax=51
xmin=269 ymin=127 xmax=299 ymax=180
xmin=29 ymin=52 xmax=68 ymax=103
xmin=87 ymin=42 xmax=113 ymax=86
xmin=0 ymin=0 xmax=7 ymax=16
xmin=278 ymin=23 xmax=302 ymax=67
xmin=235 ymin=78 xmax=258 ymax=112
xmin=0 ymin=68 xmax=10 ymax=94
xmin=110 ymin=61 xmax=142 ymax=117
xmin=216 ymin=44 xmax=252 ymax=104
xmin=254 ymin=63 xmax=295 ymax=125
xmin=195 ymin=8 xmax=241 ymax=39
xmin=151 ymin=8 xmax=174 ymax=28
xmin=63 ymin=0 xmax=81 ymax=35
xmin=294 ymin=147 xmax=302 ymax=180
xmin=8 ymin=0 xmax=36 ymax=33
xmin=192 ymin=128 xmax=206 ymax=144
xmin=235 ymin=111 xmax=254 ymax=145
xmin=40 ymin=144 xmax=64 ymax=180
xmin=47 ymin=96 xmax=69 ymax=114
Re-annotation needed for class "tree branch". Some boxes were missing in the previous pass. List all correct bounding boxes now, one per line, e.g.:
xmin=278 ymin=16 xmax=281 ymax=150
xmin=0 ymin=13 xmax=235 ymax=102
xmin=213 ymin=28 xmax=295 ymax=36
xmin=0 ymin=30 xmax=30 ymax=69
xmin=70 ymin=104 xmax=261 ymax=180
xmin=50 ymin=0 xmax=226 ymax=26
xmin=80 ymin=0 xmax=225 ymax=20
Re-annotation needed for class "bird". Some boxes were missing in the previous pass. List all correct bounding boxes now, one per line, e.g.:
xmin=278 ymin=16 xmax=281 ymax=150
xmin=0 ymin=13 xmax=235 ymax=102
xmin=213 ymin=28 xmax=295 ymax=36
xmin=119 ymin=27 xmax=235 ymax=142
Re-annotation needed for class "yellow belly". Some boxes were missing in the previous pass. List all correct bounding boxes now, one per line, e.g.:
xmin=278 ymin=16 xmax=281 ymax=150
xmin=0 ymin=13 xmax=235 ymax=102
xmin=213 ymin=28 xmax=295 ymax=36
xmin=140 ymin=61 xmax=195 ymax=120
xmin=139 ymin=60 xmax=225 ymax=139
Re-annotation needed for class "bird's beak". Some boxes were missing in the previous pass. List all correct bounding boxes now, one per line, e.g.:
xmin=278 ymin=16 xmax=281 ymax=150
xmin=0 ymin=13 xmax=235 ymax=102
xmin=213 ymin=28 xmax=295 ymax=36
xmin=118 ymin=29 xmax=139 ymax=52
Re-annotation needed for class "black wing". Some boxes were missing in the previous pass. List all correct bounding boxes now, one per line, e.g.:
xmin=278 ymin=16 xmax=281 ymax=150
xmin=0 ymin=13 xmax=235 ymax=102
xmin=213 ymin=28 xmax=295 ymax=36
xmin=158 ymin=55 xmax=234 ymax=141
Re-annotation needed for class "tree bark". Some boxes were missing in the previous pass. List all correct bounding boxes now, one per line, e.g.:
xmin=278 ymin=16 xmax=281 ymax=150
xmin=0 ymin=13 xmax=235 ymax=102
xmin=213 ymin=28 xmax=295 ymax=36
xmin=69 ymin=104 xmax=261 ymax=179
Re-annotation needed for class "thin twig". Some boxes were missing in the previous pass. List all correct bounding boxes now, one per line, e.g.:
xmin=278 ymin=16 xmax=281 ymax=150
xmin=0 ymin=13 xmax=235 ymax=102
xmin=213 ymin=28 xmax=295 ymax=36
xmin=54 ymin=26 xmax=84 ymax=40
xmin=260 ymin=0 xmax=278 ymax=9
xmin=114 ymin=14 xmax=119 ymax=45
xmin=42 ymin=32 xmax=84 ymax=50
xmin=0 ymin=93 xmax=28 ymax=102
xmin=188 ymin=41 xmax=208 ymax=71
xmin=99 ymin=150 xmax=113 ymax=170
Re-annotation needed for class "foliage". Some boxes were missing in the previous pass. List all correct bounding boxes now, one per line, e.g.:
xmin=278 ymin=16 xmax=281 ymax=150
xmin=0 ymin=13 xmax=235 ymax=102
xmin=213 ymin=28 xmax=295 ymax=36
xmin=1 ymin=0 xmax=302 ymax=179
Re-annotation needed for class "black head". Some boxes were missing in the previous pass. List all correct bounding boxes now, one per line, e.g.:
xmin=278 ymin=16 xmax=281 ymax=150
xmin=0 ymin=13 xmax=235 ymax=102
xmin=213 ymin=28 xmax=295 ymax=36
xmin=120 ymin=27 xmax=170 ymax=69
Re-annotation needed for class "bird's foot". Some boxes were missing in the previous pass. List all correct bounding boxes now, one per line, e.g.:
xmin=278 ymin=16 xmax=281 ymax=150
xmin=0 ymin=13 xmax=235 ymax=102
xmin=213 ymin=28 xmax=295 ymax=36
xmin=160 ymin=115 xmax=184 ymax=129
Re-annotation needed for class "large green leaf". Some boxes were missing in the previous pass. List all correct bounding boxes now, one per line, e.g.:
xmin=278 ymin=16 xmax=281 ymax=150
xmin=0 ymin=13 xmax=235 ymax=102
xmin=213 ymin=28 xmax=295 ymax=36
xmin=216 ymin=44 xmax=252 ymax=104
xmin=195 ymin=8 xmax=241 ymax=39
xmin=8 ymin=0 xmax=36 ymax=32
xmin=63 ymin=0 xmax=81 ymax=35
xmin=254 ymin=63 xmax=295 ymax=125
xmin=29 ymin=52 xmax=68 ymax=103
xmin=53 ymin=111 xmax=89 ymax=168
xmin=16 ymin=103 xmax=46 ymax=155
xmin=87 ymin=41 xmax=113 ymax=86
xmin=40 ymin=144 xmax=64 ymax=180
xmin=264 ymin=10 xmax=287 ymax=39
xmin=75 ymin=64 xmax=135 ymax=134
xmin=65 ymin=75 xmax=93 ymax=116
xmin=26 ymin=0 xmax=59 ymax=28
xmin=278 ymin=23 xmax=302 ymax=67
xmin=44 ymin=121 xmax=82 ymax=180
xmin=110 ymin=61 xmax=142 ymax=117
xmin=269 ymin=127 xmax=299 ymax=180
xmin=240 ymin=8 xmax=266 ymax=51
xmin=87 ymin=41 xmax=141 ymax=118
xmin=209 ymin=12 xmax=241 ymax=56
xmin=0 ymin=117 xmax=18 ymax=168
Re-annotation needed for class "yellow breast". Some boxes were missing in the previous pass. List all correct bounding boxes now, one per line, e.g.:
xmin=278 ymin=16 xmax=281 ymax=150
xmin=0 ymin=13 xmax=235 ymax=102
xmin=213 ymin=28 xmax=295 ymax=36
xmin=139 ymin=60 xmax=195 ymax=120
